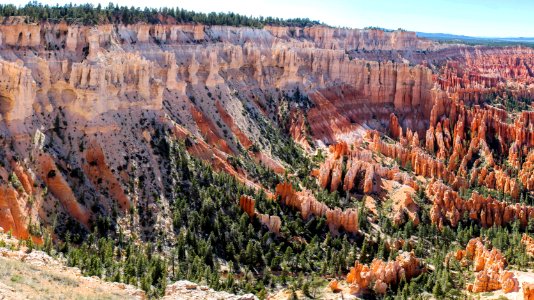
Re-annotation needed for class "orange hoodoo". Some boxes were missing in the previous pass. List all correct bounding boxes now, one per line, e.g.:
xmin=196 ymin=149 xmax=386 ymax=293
xmin=275 ymin=183 xmax=359 ymax=234
xmin=454 ymin=238 xmax=517 ymax=294
xmin=345 ymin=251 xmax=423 ymax=295
xmin=239 ymin=195 xmax=256 ymax=218
xmin=239 ymin=195 xmax=281 ymax=234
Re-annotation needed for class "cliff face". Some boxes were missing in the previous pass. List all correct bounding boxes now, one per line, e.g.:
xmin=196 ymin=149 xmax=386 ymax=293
xmin=0 ymin=60 xmax=36 ymax=122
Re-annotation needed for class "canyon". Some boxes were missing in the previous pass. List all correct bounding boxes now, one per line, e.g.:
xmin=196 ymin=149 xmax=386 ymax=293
xmin=0 ymin=9 xmax=533 ymax=299
xmin=0 ymin=19 xmax=450 ymax=244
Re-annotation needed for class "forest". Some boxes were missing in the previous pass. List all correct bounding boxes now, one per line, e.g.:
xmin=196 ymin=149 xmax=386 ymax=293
xmin=0 ymin=2 xmax=323 ymax=27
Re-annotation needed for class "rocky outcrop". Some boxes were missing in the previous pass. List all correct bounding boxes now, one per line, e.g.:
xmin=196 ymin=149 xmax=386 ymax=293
xmin=10 ymin=161 xmax=34 ymax=195
xmin=346 ymin=251 xmax=424 ymax=295
xmin=316 ymin=141 xmax=418 ymax=194
xmin=0 ymin=156 xmax=44 ymax=243
xmin=288 ymin=109 xmax=312 ymax=151
xmin=257 ymin=214 xmax=281 ymax=235
xmin=326 ymin=207 xmax=359 ymax=234
xmin=0 ymin=60 xmax=36 ymax=121
xmin=275 ymin=182 xmax=328 ymax=220
xmin=239 ymin=195 xmax=256 ymax=218
xmin=83 ymin=143 xmax=130 ymax=212
xmin=389 ymin=113 xmax=402 ymax=140
xmin=36 ymin=154 xmax=90 ymax=228
xmin=524 ymin=282 xmax=534 ymax=300
xmin=428 ymin=180 xmax=534 ymax=229
xmin=522 ymin=234 xmax=534 ymax=257
xmin=391 ymin=191 xmax=420 ymax=226
xmin=239 ymin=195 xmax=281 ymax=234
xmin=163 ymin=280 xmax=257 ymax=300
xmin=0 ymin=186 xmax=29 ymax=240
xmin=275 ymin=183 xmax=358 ymax=234
xmin=519 ymin=151 xmax=534 ymax=191
xmin=455 ymin=238 xmax=517 ymax=294
xmin=328 ymin=279 xmax=341 ymax=293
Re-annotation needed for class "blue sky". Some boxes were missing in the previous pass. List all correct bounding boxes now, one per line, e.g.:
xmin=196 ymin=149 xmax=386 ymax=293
xmin=8 ymin=0 xmax=533 ymax=37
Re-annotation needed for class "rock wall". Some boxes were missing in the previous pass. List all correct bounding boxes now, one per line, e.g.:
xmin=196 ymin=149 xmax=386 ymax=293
xmin=0 ymin=157 xmax=43 ymax=243
xmin=265 ymin=26 xmax=437 ymax=51
xmin=0 ymin=60 xmax=36 ymax=121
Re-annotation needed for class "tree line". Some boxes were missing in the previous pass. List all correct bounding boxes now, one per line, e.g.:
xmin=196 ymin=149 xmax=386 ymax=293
xmin=0 ymin=2 xmax=323 ymax=27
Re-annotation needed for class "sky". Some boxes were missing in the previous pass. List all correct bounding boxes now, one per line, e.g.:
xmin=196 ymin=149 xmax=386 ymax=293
xmin=7 ymin=0 xmax=534 ymax=37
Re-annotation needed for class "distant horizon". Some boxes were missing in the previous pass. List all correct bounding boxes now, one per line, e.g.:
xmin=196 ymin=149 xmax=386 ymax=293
xmin=6 ymin=0 xmax=534 ymax=38
xmin=415 ymin=32 xmax=534 ymax=39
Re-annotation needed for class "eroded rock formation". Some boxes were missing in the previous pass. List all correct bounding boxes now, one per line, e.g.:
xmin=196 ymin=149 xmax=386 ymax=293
xmin=522 ymin=234 xmax=534 ymax=257
xmin=316 ymin=141 xmax=418 ymax=194
xmin=257 ymin=214 xmax=282 ymax=235
xmin=313 ymin=141 xmax=420 ymax=225
xmin=0 ymin=186 xmax=29 ymax=240
xmin=455 ymin=238 xmax=517 ymax=294
xmin=239 ymin=195 xmax=256 ymax=218
xmin=239 ymin=195 xmax=281 ymax=234
xmin=275 ymin=183 xmax=358 ymax=234
xmin=36 ymin=154 xmax=90 ymax=228
xmin=428 ymin=180 xmax=534 ymax=229
xmin=83 ymin=142 xmax=131 ymax=212
xmin=524 ymin=282 xmax=534 ymax=300
xmin=345 ymin=251 xmax=424 ymax=295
